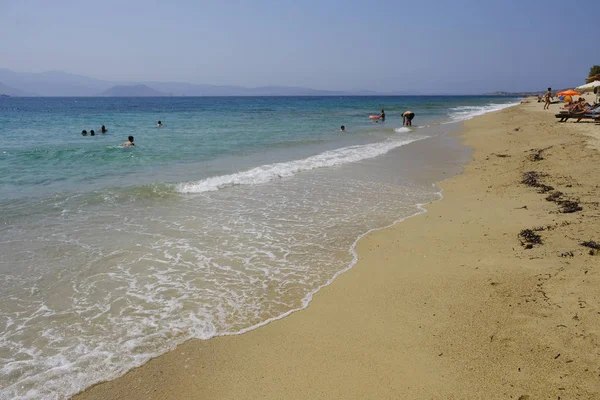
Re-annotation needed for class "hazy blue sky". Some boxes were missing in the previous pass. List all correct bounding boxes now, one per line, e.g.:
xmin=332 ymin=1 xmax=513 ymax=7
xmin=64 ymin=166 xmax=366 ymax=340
xmin=0 ymin=0 xmax=596 ymax=93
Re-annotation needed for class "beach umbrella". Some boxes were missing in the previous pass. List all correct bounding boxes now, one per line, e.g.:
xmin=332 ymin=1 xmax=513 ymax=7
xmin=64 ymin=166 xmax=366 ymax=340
xmin=575 ymin=81 xmax=600 ymax=93
xmin=563 ymin=95 xmax=572 ymax=103
xmin=556 ymin=89 xmax=581 ymax=97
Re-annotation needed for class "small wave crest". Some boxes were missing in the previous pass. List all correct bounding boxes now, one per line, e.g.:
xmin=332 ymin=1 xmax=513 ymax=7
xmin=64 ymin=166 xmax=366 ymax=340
xmin=448 ymin=102 xmax=519 ymax=122
xmin=394 ymin=127 xmax=411 ymax=133
xmin=176 ymin=137 xmax=422 ymax=193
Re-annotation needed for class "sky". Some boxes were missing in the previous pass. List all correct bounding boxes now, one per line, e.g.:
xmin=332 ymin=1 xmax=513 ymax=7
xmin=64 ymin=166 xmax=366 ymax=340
xmin=0 ymin=0 xmax=597 ymax=94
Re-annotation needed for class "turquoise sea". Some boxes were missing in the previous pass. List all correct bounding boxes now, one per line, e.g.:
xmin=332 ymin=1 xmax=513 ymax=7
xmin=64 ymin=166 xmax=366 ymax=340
xmin=0 ymin=96 xmax=518 ymax=399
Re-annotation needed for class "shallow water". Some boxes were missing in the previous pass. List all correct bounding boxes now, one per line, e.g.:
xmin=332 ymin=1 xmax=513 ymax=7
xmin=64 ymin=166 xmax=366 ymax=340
xmin=0 ymin=96 xmax=518 ymax=399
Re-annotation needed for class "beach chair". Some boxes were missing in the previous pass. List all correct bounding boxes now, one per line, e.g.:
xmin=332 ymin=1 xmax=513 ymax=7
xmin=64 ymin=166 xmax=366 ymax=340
xmin=555 ymin=112 xmax=600 ymax=123
xmin=555 ymin=105 xmax=600 ymax=122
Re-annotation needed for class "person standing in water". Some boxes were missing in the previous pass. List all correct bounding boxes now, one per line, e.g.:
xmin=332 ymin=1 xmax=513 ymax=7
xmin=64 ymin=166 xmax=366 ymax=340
xmin=402 ymin=111 xmax=415 ymax=126
xmin=340 ymin=125 xmax=345 ymax=132
xmin=123 ymin=136 xmax=135 ymax=146
xmin=157 ymin=120 xmax=163 ymax=127
xmin=101 ymin=125 xmax=107 ymax=133
xmin=543 ymin=88 xmax=552 ymax=110
xmin=380 ymin=109 xmax=385 ymax=121
xmin=81 ymin=130 xmax=87 ymax=136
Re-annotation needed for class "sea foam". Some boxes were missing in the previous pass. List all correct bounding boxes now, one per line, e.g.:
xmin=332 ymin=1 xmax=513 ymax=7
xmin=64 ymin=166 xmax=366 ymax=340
xmin=176 ymin=137 xmax=423 ymax=193
xmin=447 ymin=102 xmax=519 ymax=122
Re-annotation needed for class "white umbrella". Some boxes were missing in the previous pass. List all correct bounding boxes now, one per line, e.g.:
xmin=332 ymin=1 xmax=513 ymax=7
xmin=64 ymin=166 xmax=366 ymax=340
xmin=575 ymin=81 xmax=600 ymax=92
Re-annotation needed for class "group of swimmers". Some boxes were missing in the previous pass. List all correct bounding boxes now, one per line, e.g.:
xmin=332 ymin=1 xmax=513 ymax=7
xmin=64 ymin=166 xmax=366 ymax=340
xmin=339 ymin=109 xmax=416 ymax=132
xmin=81 ymin=125 xmax=108 ymax=136
xmin=79 ymin=124 xmax=134 ymax=146
xmin=84 ymin=112 xmax=417 ymax=145
xmin=80 ymin=120 xmax=165 ymax=147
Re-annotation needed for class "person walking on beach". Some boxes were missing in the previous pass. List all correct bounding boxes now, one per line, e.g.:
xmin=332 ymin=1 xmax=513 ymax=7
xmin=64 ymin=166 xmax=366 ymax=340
xmin=123 ymin=136 xmax=135 ymax=146
xmin=543 ymin=88 xmax=552 ymax=110
xmin=402 ymin=111 xmax=415 ymax=126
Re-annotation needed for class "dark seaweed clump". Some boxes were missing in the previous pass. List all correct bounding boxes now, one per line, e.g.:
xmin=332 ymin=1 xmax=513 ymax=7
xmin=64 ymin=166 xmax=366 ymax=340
xmin=538 ymin=185 xmax=554 ymax=194
xmin=520 ymin=229 xmax=543 ymax=247
xmin=545 ymin=191 xmax=563 ymax=202
xmin=544 ymin=191 xmax=582 ymax=213
xmin=559 ymin=200 xmax=582 ymax=214
xmin=529 ymin=152 xmax=544 ymax=162
xmin=581 ymin=241 xmax=600 ymax=250
xmin=521 ymin=171 xmax=554 ymax=193
xmin=522 ymin=171 xmax=541 ymax=186
xmin=582 ymin=240 xmax=600 ymax=255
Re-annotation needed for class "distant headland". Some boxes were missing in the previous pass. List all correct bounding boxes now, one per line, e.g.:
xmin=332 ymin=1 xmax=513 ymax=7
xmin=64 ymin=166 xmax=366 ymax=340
xmin=0 ymin=67 xmax=579 ymax=97
xmin=0 ymin=68 xmax=413 ymax=97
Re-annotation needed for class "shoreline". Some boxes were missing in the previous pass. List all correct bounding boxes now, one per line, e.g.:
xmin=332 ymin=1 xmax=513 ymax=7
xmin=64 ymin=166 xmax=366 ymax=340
xmin=75 ymin=101 xmax=599 ymax=399
xmin=67 ymin=124 xmax=471 ymax=397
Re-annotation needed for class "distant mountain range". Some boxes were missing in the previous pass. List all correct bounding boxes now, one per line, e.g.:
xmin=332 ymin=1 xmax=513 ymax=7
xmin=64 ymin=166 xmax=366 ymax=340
xmin=0 ymin=81 xmax=35 ymax=96
xmin=484 ymin=89 xmax=578 ymax=97
xmin=99 ymin=84 xmax=165 ymax=97
xmin=0 ymin=68 xmax=404 ymax=97
xmin=484 ymin=91 xmax=541 ymax=96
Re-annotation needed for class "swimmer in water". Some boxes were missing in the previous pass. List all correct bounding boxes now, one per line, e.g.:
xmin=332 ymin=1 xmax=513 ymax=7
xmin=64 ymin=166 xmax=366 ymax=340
xmin=123 ymin=136 xmax=135 ymax=146
xmin=340 ymin=125 xmax=345 ymax=131
xmin=90 ymin=130 xmax=95 ymax=136
xmin=157 ymin=120 xmax=163 ymax=127
xmin=101 ymin=125 xmax=107 ymax=133
xmin=81 ymin=130 xmax=87 ymax=136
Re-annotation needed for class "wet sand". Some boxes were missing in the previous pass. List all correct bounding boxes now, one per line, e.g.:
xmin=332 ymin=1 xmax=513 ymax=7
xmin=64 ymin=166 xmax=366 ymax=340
xmin=75 ymin=100 xmax=600 ymax=399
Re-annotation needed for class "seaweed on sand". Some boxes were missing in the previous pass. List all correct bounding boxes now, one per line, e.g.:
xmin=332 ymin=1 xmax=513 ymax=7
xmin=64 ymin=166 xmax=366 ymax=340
xmin=581 ymin=240 xmax=600 ymax=255
xmin=545 ymin=191 xmax=563 ymax=202
xmin=529 ymin=151 xmax=544 ymax=162
xmin=559 ymin=200 xmax=582 ymax=214
xmin=522 ymin=171 xmax=542 ymax=186
xmin=521 ymin=171 xmax=554 ymax=193
xmin=544 ymin=190 xmax=582 ymax=213
xmin=519 ymin=229 xmax=543 ymax=248
xmin=581 ymin=241 xmax=600 ymax=250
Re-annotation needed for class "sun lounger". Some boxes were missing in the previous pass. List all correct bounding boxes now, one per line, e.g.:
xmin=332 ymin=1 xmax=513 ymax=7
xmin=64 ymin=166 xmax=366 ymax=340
xmin=555 ymin=104 xmax=600 ymax=122
xmin=555 ymin=112 xmax=600 ymax=122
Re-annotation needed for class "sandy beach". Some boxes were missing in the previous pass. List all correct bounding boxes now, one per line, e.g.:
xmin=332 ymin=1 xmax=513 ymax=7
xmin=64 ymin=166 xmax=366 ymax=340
xmin=75 ymin=100 xmax=600 ymax=399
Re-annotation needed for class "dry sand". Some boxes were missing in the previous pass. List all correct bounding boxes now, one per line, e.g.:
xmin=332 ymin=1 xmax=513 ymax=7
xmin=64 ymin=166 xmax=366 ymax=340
xmin=75 ymin=100 xmax=600 ymax=399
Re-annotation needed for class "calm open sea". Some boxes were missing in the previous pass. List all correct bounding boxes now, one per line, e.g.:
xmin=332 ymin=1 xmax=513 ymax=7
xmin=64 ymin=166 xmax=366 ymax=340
xmin=0 ymin=96 xmax=518 ymax=399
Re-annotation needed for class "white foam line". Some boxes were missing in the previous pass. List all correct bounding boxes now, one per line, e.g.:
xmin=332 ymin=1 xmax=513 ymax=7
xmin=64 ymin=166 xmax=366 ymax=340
xmin=445 ymin=101 xmax=520 ymax=123
xmin=218 ymin=149 xmax=471 ymax=338
xmin=39 ymin=109 xmax=486 ymax=398
xmin=218 ymin=188 xmax=445 ymax=337
xmin=68 ymin=137 xmax=459 ymax=399
xmin=176 ymin=137 xmax=424 ymax=194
